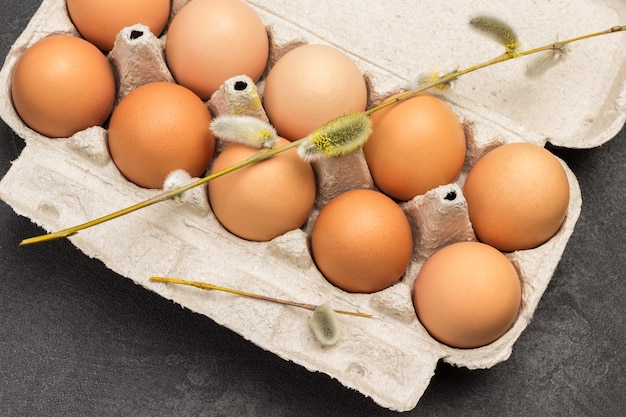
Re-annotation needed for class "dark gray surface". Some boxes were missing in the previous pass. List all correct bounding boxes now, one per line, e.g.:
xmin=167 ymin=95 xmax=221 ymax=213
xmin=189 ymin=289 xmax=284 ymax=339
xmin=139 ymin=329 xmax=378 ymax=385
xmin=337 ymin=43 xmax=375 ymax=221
xmin=1 ymin=2 xmax=625 ymax=416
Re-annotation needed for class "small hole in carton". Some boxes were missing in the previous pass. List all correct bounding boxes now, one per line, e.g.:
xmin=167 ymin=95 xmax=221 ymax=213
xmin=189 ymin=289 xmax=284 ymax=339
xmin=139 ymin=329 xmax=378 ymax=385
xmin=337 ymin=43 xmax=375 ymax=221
xmin=129 ymin=30 xmax=144 ymax=40
xmin=234 ymin=80 xmax=248 ymax=91
xmin=444 ymin=191 xmax=457 ymax=201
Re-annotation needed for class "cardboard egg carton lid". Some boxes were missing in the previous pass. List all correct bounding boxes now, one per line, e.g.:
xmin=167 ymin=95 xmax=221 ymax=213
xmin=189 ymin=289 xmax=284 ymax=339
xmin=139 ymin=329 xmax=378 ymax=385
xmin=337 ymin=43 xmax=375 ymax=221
xmin=0 ymin=0 xmax=624 ymax=412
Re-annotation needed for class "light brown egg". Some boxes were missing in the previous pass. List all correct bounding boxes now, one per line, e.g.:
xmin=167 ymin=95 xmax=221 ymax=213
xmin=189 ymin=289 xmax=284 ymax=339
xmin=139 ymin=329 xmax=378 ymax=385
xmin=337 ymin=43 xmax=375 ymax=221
xmin=107 ymin=82 xmax=215 ymax=189
xmin=165 ymin=0 xmax=269 ymax=100
xmin=208 ymin=138 xmax=316 ymax=242
xmin=67 ymin=0 xmax=171 ymax=51
xmin=310 ymin=188 xmax=413 ymax=293
xmin=463 ymin=142 xmax=570 ymax=252
xmin=262 ymin=44 xmax=368 ymax=141
xmin=413 ymin=241 xmax=522 ymax=349
xmin=363 ymin=93 xmax=466 ymax=201
xmin=11 ymin=35 xmax=116 ymax=138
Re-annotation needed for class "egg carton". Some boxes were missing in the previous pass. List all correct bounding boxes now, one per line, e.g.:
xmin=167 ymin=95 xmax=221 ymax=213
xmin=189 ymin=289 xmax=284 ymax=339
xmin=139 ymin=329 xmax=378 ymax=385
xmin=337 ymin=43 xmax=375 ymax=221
xmin=1 ymin=0 xmax=625 ymax=412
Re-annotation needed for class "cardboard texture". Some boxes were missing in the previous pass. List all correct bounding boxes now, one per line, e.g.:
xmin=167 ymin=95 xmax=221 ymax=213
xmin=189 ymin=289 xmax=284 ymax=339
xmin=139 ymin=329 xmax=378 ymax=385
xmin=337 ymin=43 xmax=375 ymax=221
xmin=0 ymin=0 xmax=624 ymax=411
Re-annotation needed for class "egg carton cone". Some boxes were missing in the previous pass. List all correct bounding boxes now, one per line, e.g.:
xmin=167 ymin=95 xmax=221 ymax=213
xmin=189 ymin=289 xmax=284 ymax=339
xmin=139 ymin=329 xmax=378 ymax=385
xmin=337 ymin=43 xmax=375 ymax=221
xmin=1 ymin=0 xmax=625 ymax=412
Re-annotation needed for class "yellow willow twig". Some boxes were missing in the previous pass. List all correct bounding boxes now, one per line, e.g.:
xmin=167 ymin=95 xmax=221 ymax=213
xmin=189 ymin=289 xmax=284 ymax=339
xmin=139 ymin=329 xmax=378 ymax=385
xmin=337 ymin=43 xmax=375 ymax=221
xmin=19 ymin=24 xmax=626 ymax=246
xmin=149 ymin=276 xmax=373 ymax=318
xmin=19 ymin=144 xmax=293 ymax=245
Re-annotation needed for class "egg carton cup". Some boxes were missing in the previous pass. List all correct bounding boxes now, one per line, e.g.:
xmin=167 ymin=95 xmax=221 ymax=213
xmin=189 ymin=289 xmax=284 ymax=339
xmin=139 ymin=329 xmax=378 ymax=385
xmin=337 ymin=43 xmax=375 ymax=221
xmin=1 ymin=0 xmax=625 ymax=412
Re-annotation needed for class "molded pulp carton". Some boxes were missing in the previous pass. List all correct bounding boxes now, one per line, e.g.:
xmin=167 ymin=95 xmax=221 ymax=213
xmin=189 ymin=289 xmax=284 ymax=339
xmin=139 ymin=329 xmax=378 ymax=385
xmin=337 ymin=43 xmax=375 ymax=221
xmin=1 ymin=0 xmax=625 ymax=411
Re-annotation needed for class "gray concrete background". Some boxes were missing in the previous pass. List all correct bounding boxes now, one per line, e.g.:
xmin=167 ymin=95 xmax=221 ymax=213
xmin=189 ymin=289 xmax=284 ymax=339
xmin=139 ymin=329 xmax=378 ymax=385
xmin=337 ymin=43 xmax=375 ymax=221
xmin=1 ymin=1 xmax=624 ymax=416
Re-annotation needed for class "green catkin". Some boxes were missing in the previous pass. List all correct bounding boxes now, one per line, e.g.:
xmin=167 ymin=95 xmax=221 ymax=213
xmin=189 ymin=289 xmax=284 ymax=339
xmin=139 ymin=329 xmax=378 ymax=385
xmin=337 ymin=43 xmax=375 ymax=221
xmin=298 ymin=113 xmax=373 ymax=161
xmin=469 ymin=15 xmax=520 ymax=53
xmin=309 ymin=303 xmax=340 ymax=346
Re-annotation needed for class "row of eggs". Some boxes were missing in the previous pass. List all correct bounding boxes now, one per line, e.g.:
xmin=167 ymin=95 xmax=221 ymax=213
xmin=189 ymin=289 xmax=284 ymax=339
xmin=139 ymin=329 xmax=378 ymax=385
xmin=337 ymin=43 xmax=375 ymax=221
xmin=9 ymin=0 xmax=570 ymax=349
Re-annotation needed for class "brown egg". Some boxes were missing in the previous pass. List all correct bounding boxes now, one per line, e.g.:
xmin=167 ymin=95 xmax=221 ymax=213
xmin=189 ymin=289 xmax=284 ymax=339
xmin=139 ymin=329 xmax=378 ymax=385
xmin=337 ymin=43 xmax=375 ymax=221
xmin=262 ymin=44 xmax=368 ymax=141
xmin=363 ymin=93 xmax=466 ymax=201
xmin=165 ymin=0 xmax=269 ymax=100
xmin=413 ymin=241 xmax=522 ymax=349
xmin=463 ymin=142 xmax=570 ymax=252
xmin=108 ymin=82 xmax=215 ymax=189
xmin=67 ymin=0 xmax=171 ymax=51
xmin=310 ymin=189 xmax=413 ymax=293
xmin=11 ymin=35 xmax=116 ymax=138
xmin=208 ymin=138 xmax=316 ymax=242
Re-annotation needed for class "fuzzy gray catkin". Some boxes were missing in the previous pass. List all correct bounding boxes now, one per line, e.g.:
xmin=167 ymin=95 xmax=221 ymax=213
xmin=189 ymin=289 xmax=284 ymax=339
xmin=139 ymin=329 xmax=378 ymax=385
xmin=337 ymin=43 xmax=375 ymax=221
xmin=309 ymin=303 xmax=340 ymax=346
